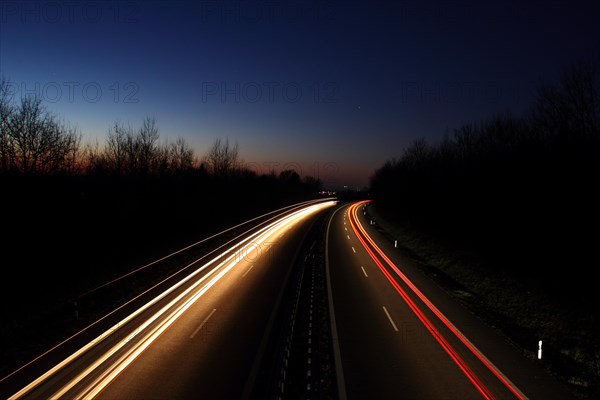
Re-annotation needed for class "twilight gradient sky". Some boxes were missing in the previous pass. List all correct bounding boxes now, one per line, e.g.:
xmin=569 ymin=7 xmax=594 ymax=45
xmin=1 ymin=1 xmax=599 ymax=188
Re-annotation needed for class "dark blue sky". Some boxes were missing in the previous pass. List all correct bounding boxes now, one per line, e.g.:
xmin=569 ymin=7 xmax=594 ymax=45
xmin=1 ymin=1 xmax=598 ymax=188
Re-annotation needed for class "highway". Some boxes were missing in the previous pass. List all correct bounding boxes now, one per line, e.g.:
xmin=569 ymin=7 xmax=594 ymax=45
xmin=2 ymin=199 xmax=335 ymax=399
xmin=325 ymin=200 xmax=576 ymax=400
xmin=2 ymin=197 xmax=578 ymax=399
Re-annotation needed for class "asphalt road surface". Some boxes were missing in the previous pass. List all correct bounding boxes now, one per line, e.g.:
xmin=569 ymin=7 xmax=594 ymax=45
xmin=2 ymin=198 xmax=577 ymax=399
xmin=2 ymin=199 xmax=335 ymax=399
xmin=325 ymin=200 xmax=576 ymax=400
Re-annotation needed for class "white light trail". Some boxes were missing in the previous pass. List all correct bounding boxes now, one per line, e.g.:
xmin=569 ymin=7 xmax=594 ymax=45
xmin=10 ymin=201 xmax=335 ymax=400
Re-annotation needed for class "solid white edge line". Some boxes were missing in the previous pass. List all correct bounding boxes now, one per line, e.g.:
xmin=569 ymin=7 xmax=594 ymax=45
xmin=237 ymin=202 xmax=334 ymax=399
xmin=325 ymin=205 xmax=347 ymax=400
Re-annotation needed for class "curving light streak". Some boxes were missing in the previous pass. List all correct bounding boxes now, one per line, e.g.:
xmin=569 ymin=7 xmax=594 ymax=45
xmin=9 ymin=200 xmax=335 ymax=400
xmin=348 ymin=201 xmax=528 ymax=400
xmin=1 ymin=198 xmax=335 ymax=392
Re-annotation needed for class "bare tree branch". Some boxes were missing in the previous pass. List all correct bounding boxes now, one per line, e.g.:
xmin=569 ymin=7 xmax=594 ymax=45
xmin=203 ymin=137 xmax=240 ymax=176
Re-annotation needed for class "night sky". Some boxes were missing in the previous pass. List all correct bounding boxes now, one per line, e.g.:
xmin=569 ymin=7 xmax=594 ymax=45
xmin=1 ymin=1 xmax=598 ymax=188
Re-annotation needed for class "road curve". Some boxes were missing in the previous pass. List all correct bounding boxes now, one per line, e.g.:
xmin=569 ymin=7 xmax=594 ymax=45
xmin=326 ymin=200 xmax=575 ymax=400
xmin=3 ymin=199 xmax=335 ymax=399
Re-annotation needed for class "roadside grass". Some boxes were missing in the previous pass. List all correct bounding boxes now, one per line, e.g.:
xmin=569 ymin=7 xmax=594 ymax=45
xmin=366 ymin=203 xmax=599 ymax=400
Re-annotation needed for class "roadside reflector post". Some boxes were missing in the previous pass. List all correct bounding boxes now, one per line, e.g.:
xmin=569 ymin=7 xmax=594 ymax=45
xmin=538 ymin=340 xmax=543 ymax=360
xmin=394 ymin=240 xmax=397 ymax=248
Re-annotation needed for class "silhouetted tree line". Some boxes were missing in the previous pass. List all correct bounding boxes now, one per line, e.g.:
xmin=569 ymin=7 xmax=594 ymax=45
xmin=370 ymin=59 xmax=600 ymax=290
xmin=1 ymin=77 xmax=323 ymax=318
xmin=0 ymin=86 xmax=81 ymax=175
xmin=84 ymin=118 xmax=197 ymax=177
xmin=1 ymin=77 xmax=322 ymax=193
xmin=1 ymin=78 xmax=323 ymax=194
